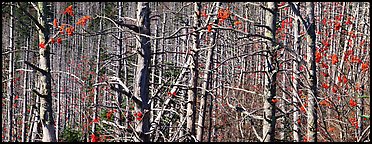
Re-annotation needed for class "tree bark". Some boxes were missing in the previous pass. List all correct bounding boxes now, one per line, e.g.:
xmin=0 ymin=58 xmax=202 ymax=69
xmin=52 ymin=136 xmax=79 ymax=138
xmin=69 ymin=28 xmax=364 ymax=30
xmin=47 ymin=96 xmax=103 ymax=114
xmin=186 ymin=2 xmax=200 ymax=141
xmin=7 ymin=3 xmax=14 ymax=142
xmin=133 ymin=2 xmax=151 ymax=142
xmin=36 ymin=2 xmax=57 ymax=142
xmin=91 ymin=6 xmax=103 ymax=137
xmin=196 ymin=2 xmax=221 ymax=142
xmin=262 ymin=2 xmax=278 ymax=142
xmin=305 ymin=2 xmax=318 ymax=142
xmin=292 ymin=2 xmax=301 ymax=142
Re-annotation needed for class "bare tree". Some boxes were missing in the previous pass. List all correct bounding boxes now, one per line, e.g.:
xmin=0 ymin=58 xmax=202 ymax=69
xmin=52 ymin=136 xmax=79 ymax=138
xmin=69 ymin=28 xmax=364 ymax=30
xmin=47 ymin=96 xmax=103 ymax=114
xmin=262 ymin=2 xmax=278 ymax=142
xmin=133 ymin=2 xmax=151 ymax=142
xmin=305 ymin=2 xmax=318 ymax=142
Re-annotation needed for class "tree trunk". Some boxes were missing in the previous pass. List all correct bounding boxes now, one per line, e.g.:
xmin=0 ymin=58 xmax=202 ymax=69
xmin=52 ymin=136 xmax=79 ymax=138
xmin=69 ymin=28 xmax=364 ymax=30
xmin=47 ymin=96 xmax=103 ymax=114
xmin=305 ymin=2 xmax=318 ymax=142
xmin=22 ymin=27 xmax=30 ymax=142
xmin=7 ymin=3 xmax=14 ymax=142
xmin=292 ymin=2 xmax=301 ymax=142
xmin=133 ymin=2 xmax=151 ymax=142
xmin=36 ymin=2 xmax=57 ymax=142
xmin=115 ymin=2 xmax=124 ymax=141
xmin=262 ymin=2 xmax=278 ymax=142
xmin=186 ymin=2 xmax=201 ymax=141
xmin=91 ymin=6 xmax=103 ymax=137
xmin=196 ymin=2 xmax=221 ymax=142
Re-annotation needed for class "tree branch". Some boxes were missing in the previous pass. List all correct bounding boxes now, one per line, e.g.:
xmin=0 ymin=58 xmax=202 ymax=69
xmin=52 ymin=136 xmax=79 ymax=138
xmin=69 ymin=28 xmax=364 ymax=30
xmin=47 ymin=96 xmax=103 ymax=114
xmin=107 ymin=77 xmax=142 ymax=106
xmin=24 ymin=61 xmax=47 ymax=75
xmin=16 ymin=2 xmax=45 ymax=32
xmin=32 ymin=89 xmax=47 ymax=98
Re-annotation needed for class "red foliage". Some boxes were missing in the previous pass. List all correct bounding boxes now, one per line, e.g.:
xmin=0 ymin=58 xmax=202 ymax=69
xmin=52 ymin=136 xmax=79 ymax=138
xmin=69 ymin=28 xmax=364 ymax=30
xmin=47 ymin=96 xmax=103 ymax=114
xmin=76 ymin=16 xmax=92 ymax=26
xmin=201 ymin=10 xmax=207 ymax=18
xmin=335 ymin=15 xmax=342 ymax=21
xmin=331 ymin=54 xmax=338 ymax=65
xmin=50 ymin=38 xmax=55 ymax=44
xmin=321 ymin=62 xmax=329 ymax=69
xmin=360 ymin=40 xmax=365 ymax=46
xmin=66 ymin=26 xmax=74 ymax=36
xmin=300 ymin=103 xmax=307 ymax=113
xmin=345 ymin=16 xmax=352 ymax=25
xmin=319 ymin=99 xmax=330 ymax=107
xmin=91 ymin=133 xmax=98 ymax=142
xmin=342 ymin=75 xmax=348 ymax=84
xmin=57 ymin=37 xmax=62 ymax=44
xmin=332 ymin=86 xmax=338 ymax=93
xmin=322 ymin=39 xmax=331 ymax=48
xmin=93 ymin=117 xmax=100 ymax=123
xmin=217 ymin=8 xmax=230 ymax=22
xmin=39 ymin=42 xmax=46 ymax=49
xmin=207 ymin=24 xmax=212 ymax=33
xmin=53 ymin=19 xmax=58 ymax=28
xmin=234 ymin=20 xmax=242 ymax=26
xmin=106 ymin=110 xmax=113 ymax=119
xmin=64 ymin=5 xmax=74 ymax=17
xmin=59 ymin=24 xmax=65 ymax=34
xmin=349 ymin=117 xmax=358 ymax=128
xmin=334 ymin=22 xmax=341 ymax=31
xmin=315 ymin=51 xmax=322 ymax=63
xmin=321 ymin=18 xmax=327 ymax=25
xmin=349 ymin=99 xmax=357 ymax=107
xmin=322 ymin=83 xmax=330 ymax=89
xmin=271 ymin=98 xmax=279 ymax=103
xmin=135 ymin=111 xmax=143 ymax=121
xmin=361 ymin=62 xmax=369 ymax=72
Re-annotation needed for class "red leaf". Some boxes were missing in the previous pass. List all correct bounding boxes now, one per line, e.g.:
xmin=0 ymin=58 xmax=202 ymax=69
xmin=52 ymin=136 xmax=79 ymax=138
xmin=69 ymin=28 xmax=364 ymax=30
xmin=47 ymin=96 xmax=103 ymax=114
xmin=91 ymin=134 xmax=98 ymax=142
xmin=360 ymin=40 xmax=365 ymax=46
xmin=321 ymin=18 xmax=327 ymax=25
xmin=66 ymin=26 xmax=74 ymax=36
xmin=322 ymin=83 xmax=330 ymax=89
xmin=334 ymin=22 xmax=341 ymax=31
xmin=349 ymin=99 xmax=357 ymax=107
xmin=321 ymin=62 xmax=329 ymax=69
xmin=201 ymin=10 xmax=207 ymax=18
xmin=93 ymin=117 xmax=99 ymax=123
xmin=57 ymin=38 xmax=62 ymax=44
xmin=362 ymin=62 xmax=369 ymax=72
xmin=345 ymin=17 xmax=352 ymax=25
xmin=315 ymin=51 xmax=322 ymax=63
xmin=234 ymin=20 xmax=242 ymax=26
xmin=207 ymin=24 xmax=212 ymax=32
xmin=76 ymin=15 xmax=92 ymax=26
xmin=64 ymin=5 xmax=74 ymax=17
xmin=53 ymin=19 xmax=58 ymax=28
xmin=50 ymin=38 xmax=55 ymax=44
xmin=136 ymin=111 xmax=143 ymax=121
xmin=342 ymin=75 xmax=348 ymax=84
xmin=39 ymin=42 xmax=46 ymax=49
xmin=106 ymin=111 xmax=113 ymax=119
xmin=332 ymin=86 xmax=338 ymax=93
xmin=331 ymin=54 xmax=338 ymax=65
xmin=271 ymin=98 xmax=279 ymax=103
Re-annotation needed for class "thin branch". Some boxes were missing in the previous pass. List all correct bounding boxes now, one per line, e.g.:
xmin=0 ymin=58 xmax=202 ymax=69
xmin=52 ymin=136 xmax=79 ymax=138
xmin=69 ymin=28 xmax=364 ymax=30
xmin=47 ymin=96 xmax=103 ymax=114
xmin=24 ymin=61 xmax=47 ymax=74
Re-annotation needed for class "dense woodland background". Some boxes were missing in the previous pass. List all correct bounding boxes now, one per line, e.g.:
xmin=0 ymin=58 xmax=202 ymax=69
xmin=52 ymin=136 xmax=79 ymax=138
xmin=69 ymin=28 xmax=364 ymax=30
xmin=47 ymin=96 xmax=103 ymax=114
xmin=1 ymin=2 xmax=370 ymax=142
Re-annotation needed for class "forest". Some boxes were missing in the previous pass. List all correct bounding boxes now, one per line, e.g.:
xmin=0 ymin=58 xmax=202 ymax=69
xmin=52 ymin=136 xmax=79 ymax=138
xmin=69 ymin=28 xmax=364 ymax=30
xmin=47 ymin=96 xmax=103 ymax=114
xmin=1 ymin=2 xmax=370 ymax=142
